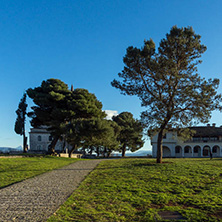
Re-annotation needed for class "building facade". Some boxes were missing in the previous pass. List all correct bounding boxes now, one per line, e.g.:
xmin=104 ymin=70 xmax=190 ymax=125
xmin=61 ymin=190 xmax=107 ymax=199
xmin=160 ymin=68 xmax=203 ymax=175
xmin=151 ymin=124 xmax=222 ymax=158
xmin=29 ymin=127 xmax=82 ymax=158
xmin=29 ymin=127 xmax=65 ymax=153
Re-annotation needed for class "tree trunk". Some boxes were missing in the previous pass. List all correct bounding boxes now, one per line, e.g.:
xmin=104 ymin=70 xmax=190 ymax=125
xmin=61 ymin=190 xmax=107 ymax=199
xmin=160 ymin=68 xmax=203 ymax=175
xmin=48 ymin=135 xmax=59 ymax=154
xmin=82 ymin=147 xmax=86 ymax=155
xmin=96 ymin=147 xmax=100 ymax=157
xmin=103 ymin=147 xmax=107 ymax=158
xmin=107 ymin=149 xmax=112 ymax=158
xmin=62 ymin=139 xmax=66 ymax=153
xmin=122 ymin=144 xmax=126 ymax=157
xmin=89 ymin=146 xmax=93 ymax=155
xmin=23 ymin=133 xmax=27 ymax=153
xmin=156 ymin=130 xmax=164 ymax=163
xmin=69 ymin=144 xmax=77 ymax=158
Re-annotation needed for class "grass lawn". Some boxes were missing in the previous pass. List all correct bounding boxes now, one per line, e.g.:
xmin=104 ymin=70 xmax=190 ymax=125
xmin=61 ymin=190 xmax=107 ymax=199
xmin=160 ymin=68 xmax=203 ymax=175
xmin=48 ymin=158 xmax=222 ymax=221
xmin=0 ymin=156 xmax=79 ymax=188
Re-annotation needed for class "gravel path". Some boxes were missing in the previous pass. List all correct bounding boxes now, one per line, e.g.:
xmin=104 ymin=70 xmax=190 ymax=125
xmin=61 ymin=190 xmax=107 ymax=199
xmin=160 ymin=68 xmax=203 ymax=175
xmin=0 ymin=159 xmax=102 ymax=222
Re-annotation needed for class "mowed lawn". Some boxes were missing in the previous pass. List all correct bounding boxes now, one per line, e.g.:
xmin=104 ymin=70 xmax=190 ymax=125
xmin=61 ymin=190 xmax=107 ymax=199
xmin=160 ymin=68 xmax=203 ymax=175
xmin=48 ymin=158 xmax=222 ymax=222
xmin=0 ymin=156 xmax=79 ymax=188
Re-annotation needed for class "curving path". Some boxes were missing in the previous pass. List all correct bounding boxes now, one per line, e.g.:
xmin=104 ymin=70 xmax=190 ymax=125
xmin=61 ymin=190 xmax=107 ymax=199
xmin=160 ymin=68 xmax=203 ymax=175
xmin=0 ymin=159 xmax=102 ymax=222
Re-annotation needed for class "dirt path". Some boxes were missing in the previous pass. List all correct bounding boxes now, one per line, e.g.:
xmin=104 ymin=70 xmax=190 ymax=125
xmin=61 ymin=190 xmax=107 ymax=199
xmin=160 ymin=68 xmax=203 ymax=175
xmin=0 ymin=159 xmax=102 ymax=222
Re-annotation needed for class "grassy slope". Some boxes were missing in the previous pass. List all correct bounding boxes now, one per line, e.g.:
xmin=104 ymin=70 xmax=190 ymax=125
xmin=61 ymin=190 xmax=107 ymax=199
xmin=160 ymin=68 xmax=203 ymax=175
xmin=48 ymin=158 xmax=222 ymax=222
xmin=0 ymin=156 xmax=79 ymax=188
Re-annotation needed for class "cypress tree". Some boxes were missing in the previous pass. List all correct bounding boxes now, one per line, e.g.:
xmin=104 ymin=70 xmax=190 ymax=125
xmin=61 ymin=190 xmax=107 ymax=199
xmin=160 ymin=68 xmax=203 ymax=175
xmin=15 ymin=93 xmax=28 ymax=153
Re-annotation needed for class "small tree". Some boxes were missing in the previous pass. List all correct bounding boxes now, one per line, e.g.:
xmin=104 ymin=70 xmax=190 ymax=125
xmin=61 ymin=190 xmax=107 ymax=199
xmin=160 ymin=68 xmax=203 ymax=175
xmin=112 ymin=112 xmax=144 ymax=157
xmin=111 ymin=26 xmax=222 ymax=163
xmin=15 ymin=93 xmax=28 ymax=153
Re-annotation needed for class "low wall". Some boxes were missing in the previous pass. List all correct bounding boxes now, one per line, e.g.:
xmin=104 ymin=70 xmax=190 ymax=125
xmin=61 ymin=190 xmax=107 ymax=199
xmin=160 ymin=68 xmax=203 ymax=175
xmin=59 ymin=153 xmax=82 ymax=158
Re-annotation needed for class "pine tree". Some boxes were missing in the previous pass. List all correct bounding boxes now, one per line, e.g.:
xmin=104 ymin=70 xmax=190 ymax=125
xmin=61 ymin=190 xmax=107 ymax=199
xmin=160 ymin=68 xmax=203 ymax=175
xmin=112 ymin=112 xmax=144 ymax=157
xmin=15 ymin=93 xmax=28 ymax=153
xmin=111 ymin=26 xmax=222 ymax=163
xmin=27 ymin=79 xmax=106 ymax=154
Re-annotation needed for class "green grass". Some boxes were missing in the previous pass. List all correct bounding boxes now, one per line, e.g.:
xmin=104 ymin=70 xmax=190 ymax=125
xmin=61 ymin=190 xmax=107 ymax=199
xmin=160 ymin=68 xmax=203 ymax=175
xmin=48 ymin=158 xmax=222 ymax=221
xmin=0 ymin=156 xmax=80 ymax=188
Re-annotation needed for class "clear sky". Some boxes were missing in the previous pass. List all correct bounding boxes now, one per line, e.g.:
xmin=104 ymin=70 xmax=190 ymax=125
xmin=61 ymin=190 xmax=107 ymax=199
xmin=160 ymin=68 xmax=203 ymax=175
xmin=1 ymin=0 xmax=222 ymax=150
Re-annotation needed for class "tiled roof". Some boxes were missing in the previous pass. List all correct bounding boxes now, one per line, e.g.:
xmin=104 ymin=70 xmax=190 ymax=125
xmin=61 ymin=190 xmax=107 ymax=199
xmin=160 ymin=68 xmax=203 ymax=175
xmin=190 ymin=126 xmax=222 ymax=137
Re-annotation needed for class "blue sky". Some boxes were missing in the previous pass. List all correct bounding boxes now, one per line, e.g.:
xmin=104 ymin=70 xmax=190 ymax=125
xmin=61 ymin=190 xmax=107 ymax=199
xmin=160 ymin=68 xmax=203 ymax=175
xmin=1 ymin=0 xmax=222 ymax=151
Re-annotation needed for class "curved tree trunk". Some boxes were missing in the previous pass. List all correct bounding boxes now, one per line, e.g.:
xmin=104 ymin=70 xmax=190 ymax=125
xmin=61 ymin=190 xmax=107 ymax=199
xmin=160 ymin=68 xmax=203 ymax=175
xmin=89 ymin=146 xmax=93 ymax=155
xmin=49 ymin=135 xmax=59 ymax=154
xmin=107 ymin=149 xmax=112 ymax=158
xmin=157 ymin=130 xmax=164 ymax=163
xmin=69 ymin=144 xmax=77 ymax=158
xmin=156 ymin=113 xmax=172 ymax=163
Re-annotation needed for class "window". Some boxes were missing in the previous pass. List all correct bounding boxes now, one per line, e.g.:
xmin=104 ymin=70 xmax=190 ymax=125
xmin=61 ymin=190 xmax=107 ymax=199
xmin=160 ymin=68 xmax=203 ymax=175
xmin=193 ymin=137 xmax=200 ymax=142
xmin=37 ymin=135 xmax=42 ymax=141
xmin=210 ymin=137 xmax=218 ymax=141
xmin=202 ymin=137 xmax=209 ymax=142
xmin=49 ymin=136 xmax=52 ymax=141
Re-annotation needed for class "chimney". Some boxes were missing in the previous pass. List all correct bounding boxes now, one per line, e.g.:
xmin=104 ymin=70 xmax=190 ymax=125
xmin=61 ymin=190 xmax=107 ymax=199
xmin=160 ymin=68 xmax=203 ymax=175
xmin=212 ymin=123 xmax=216 ymax=127
xmin=71 ymin=85 xmax=74 ymax=91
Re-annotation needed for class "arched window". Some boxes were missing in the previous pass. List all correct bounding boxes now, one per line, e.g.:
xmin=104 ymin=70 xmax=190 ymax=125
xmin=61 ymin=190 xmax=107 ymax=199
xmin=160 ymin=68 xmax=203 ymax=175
xmin=203 ymin=146 xmax=210 ymax=156
xmin=175 ymin=146 xmax=181 ymax=153
xmin=194 ymin=146 xmax=200 ymax=153
xmin=38 ymin=135 xmax=42 ymax=141
xmin=163 ymin=146 xmax=171 ymax=157
xmin=213 ymin=146 xmax=219 ymax=153
xmin=184 ymin=146 xmax=191 ymax=153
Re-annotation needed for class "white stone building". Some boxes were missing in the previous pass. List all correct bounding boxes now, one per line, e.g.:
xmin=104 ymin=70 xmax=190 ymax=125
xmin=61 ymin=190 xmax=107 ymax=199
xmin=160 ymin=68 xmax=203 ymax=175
xmin=151 ymin=124 xmax=222 ymax=158
xmin=29 ymin=127 xmax=83 ymax=158
xmin=29 ymin=127 xmax=65 ymax=153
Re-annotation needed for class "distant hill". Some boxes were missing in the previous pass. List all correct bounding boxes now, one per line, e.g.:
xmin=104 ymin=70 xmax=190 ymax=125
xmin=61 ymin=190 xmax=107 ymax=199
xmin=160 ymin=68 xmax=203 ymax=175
xmin=0 ymin=146 xmax=22 ymax=153
xmin=126 ymin=150 xmax=152 ymax=156
xmin=113 ymin=149 xmax=152 ymax=157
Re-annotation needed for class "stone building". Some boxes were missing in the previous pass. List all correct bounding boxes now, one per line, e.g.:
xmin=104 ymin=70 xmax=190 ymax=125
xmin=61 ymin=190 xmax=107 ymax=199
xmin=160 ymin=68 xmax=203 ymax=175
xmin=151 ymin=124 xmax=222 ymax=158
xmin=29 ymin=127 xmax=82 ymax=158
xmin=29 ymin=127 xmax=65 ymax=153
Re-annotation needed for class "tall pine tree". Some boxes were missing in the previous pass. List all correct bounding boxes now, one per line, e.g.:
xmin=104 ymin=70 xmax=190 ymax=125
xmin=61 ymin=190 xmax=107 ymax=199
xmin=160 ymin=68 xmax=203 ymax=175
xmin=15 ymin=93 xmax=28 ymax=153
xmin=112 ymin=26 xmax=222 ymax=163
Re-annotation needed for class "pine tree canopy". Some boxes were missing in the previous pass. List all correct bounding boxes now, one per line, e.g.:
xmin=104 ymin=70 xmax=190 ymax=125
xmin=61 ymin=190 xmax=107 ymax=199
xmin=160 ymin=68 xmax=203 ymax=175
xmin=27 ymin=78 xmax=107 ymax=153
xmin=112 ymin=112 xmax=144 ymax=156
xmin=111 ymin=26 xmax=222 ymax=132
xmin=65 ymin=118 xmax=119 ymax=151
xmin=111 ymin=26 xmax=222 ymax=162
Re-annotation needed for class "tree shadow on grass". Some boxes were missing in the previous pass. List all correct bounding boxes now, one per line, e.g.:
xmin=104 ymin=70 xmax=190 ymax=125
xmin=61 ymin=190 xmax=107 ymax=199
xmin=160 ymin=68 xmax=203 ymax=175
xmin=196 ymin=158 xmax=222 ymax=161
xmin=0 ymin=169 xmax=46 ymax=173
xmin=132 ymin=162 xmax=173 ymax=168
